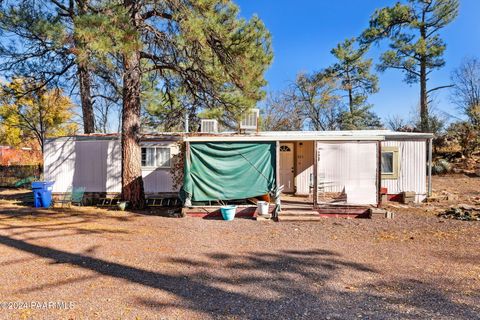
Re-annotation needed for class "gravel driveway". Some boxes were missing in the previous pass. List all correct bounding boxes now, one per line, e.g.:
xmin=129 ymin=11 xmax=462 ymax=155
xmin=0 ymin=184 xmax=479 ymax=319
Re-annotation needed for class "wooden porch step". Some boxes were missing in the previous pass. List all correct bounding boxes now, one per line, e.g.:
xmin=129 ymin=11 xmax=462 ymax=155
xmin=278 ymin=206 xmax=371 ymax=221
xmin=278 ymin=215 xmax=324 ymax=222
xmin=281 ymin=211 xmax=320 ymax=216
xmin=316 ymin=207 xmax=369 ymax=215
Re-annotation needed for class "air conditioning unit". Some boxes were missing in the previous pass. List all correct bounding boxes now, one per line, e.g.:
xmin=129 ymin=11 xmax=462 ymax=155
xmin=200 ymin=119 xmax=218 ymax=133
xmin=240 ymin=108 xmax=259 ymax=131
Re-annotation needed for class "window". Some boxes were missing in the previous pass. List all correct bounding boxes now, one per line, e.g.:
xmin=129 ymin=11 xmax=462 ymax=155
xmin=141 ymin=147 xmax=171 ymax=168
xmin=381 ymin=152 xmax=394 ymax=173
xmin=280 ymin=145 xmax=291 ymax=152
xmin=381 ymin=146 xmax=399 ymax=179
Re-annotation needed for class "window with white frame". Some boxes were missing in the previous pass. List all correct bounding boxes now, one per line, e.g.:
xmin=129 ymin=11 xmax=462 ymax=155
xmin=381 ymin=146 xmax=399 ymax=179
xmin=141 ymin=147 xmax=171 ymax=168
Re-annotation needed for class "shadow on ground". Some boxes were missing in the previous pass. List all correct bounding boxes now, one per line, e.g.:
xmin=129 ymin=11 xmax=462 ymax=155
xmin=0 ymin=192 xmax=478 ymax=318
xmin=0 ymin=201 xmax=134 ymax=242
xmin=0 ymin=188 xmax=33 ymax=205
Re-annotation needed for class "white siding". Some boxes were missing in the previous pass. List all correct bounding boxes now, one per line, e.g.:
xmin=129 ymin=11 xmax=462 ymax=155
xmin=295 ymin=141 xmax=314 ymax=195
xmin=44 ymin=138 xmax=121 ymax=193
xmin=44 ymin=138 xmax=179 ymax=194
xmin=317 ymin=141 xmax=378 ymax=205
xmin=141 ymin=142 xmax=180 ymax=193
xmin=381 ymin=140 xmax=427 ymax=202
xmin=44 ymin=138 xmax=76 ymax=193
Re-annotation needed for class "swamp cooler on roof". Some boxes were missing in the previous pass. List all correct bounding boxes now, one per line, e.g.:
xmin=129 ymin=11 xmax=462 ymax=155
xmin=182 ymin=142 xmax=276 ymax=202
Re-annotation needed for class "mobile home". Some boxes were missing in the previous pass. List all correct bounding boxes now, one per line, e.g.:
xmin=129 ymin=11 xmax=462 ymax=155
xmin=44 ymin=130 xmax=433 ymax=209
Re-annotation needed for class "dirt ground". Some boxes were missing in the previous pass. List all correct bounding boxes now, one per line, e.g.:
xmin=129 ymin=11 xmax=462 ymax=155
xmin=0 ymin=175 xmax=478 ymax=320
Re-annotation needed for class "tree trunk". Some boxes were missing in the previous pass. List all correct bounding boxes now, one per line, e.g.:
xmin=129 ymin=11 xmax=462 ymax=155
xmin=77 ymin=62 xmax=95 ymax=133
xmin=419 ymin=21 xmax=429 ymax=132
xmin=420 ymin=57 xmax=428 ymax=132
xmin=75 ymin=0 xmax=95 ymax=134
xmin=121 ymin=0 xmax=145 ymax=209
xmin=348 ymin=88 xmax=354 ymax=114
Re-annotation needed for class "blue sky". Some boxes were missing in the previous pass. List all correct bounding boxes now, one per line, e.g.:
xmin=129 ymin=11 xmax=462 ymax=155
xmin=235 ymin=0 xmax=480 ymax=123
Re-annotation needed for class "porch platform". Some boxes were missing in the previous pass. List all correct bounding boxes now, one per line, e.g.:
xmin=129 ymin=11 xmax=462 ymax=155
xmin=280 ymin=195 xmax=370 ymax=219
xmin=182 ymin=205 xmax=274 ymax=219
xmin=182 ymin=200 xmax=370 ymax=221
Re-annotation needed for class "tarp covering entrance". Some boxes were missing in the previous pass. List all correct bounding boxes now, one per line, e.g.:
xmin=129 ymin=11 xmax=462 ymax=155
xmin=183 ymin=142 xmax=276 ymax=201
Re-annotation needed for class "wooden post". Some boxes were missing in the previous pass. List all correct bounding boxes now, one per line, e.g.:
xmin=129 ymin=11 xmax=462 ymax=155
xmin=313 ymin=140 xmax=318 ymax=208
xmin=377 ymin=140 xmax=382 ymax=208
xmin=427 ymin=138 xmax=432 ymax=197
xmin=185 ymin=140 xmax=190 ymax=162
xmin=275 ymin=141 xmax=280 ymax=190
xmin=184 ymin=140 xmax=192 ymax=207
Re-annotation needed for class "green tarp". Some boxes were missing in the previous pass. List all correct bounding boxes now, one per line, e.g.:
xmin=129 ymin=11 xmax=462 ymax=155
xmin=182 ymin=142 xmax=276 ymax=202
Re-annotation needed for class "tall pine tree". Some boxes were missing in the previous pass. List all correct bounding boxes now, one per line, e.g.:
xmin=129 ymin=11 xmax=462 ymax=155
xmin=75 ymin=0 xmax=273 ymax=208
xmin=0 ymin=0 xmax=98 ymax=133
xmin=327 ymin=38 xmax=381 ymax=130
xmin=361 ymin=0 xmax=459 ymax=132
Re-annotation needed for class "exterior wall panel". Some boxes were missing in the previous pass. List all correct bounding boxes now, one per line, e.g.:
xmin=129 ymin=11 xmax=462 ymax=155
xmin=317 ymin=141 xmax=378 ymax=205
xmin=141 ymin=142 xmax=180 ymax=194
xmin=381 ymin=140 xmax=427 ymax=202
xmin=295 ymin=141 xmax=314 ymax=195
xmin=44 ymin=138 xmax=179 ymax=194
xmin=44 ymin=138 xmax=76 ymax=193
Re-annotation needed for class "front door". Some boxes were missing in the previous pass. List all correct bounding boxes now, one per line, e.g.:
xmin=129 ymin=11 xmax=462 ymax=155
xmin=279 ymin=143 xmax=294 ymax=193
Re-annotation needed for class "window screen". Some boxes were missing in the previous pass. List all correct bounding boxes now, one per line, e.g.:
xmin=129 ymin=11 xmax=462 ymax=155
xmin=141 ymin=147 xmax=171 ymax=168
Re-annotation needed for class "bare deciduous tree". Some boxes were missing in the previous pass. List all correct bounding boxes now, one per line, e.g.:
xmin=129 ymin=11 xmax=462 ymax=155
xmin=289 ymin=72 xmax=342 ymax=131
xmin=451 ymin=57 xmax=480 ymax=126
xmin=261 ymin=92 xmax=304 ymax=131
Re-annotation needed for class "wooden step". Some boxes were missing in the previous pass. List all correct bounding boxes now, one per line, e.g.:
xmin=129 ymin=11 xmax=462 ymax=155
xmin=281 ymin=211 xmax=320 ymax=216
xmin=316 ymin=207 xmax=369 ymax=214
xmin=278 ymin=215 xmax=324 ymax=222
xmin=279 ymin=206 xmax=371 ymax=221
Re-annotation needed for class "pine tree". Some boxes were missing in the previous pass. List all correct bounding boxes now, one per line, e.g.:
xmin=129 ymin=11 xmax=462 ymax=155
xmin=75 ymin=0 xmax=273 ymax=208
xmin=327 ymin=38 xmax=381 ymax=129
xmin=0 ymin=0 xmax=97 ymax=133
xmin=361 ymin=0 xmax=459 ymax=132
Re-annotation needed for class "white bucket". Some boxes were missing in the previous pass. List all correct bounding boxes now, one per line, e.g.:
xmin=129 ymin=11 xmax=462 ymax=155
xmin=257 ymin=201 xmax=269 ymax=216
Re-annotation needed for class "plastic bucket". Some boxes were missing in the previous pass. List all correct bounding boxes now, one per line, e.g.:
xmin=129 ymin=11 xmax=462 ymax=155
xmin=220 ymin=205 xmax=237 ymax=221
xmin=257 ymin=201 xmax=269 ymax=216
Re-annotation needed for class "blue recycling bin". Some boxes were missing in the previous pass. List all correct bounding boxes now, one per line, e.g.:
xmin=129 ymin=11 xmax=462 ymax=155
xmin=32 ymin=181 xmax=54 ymax=208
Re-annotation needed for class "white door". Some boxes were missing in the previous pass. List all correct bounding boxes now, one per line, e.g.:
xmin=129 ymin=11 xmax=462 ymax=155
xmin=279 ymin=143 xmax=294 ymax=193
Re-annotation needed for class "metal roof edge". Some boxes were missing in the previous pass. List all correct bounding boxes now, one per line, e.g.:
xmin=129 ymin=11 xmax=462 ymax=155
xmin=45 ymin=130 xmax=434 ymax=143
xmin=384 ymin=133 xmax=434 ymax=140
xmin=45 ymin=133 xmax=184 ymax=143
xmin=45 ymin=135 xmax=120 ymax=142
xmin=185 ymin=135 xmax=385 ymax=142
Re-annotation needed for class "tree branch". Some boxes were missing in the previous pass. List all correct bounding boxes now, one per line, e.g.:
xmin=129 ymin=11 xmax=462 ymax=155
xmin=427 ymin=84 xmax=454 ymax=94
xmin=141 ymin=10 xmax=173 ymax=21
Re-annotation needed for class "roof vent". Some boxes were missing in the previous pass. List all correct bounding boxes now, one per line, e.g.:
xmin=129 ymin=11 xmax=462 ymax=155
xmin=239 ymin=108 xmax=259 ymax=131
xmin=200 ymin=119 xmax=218 ymax=133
